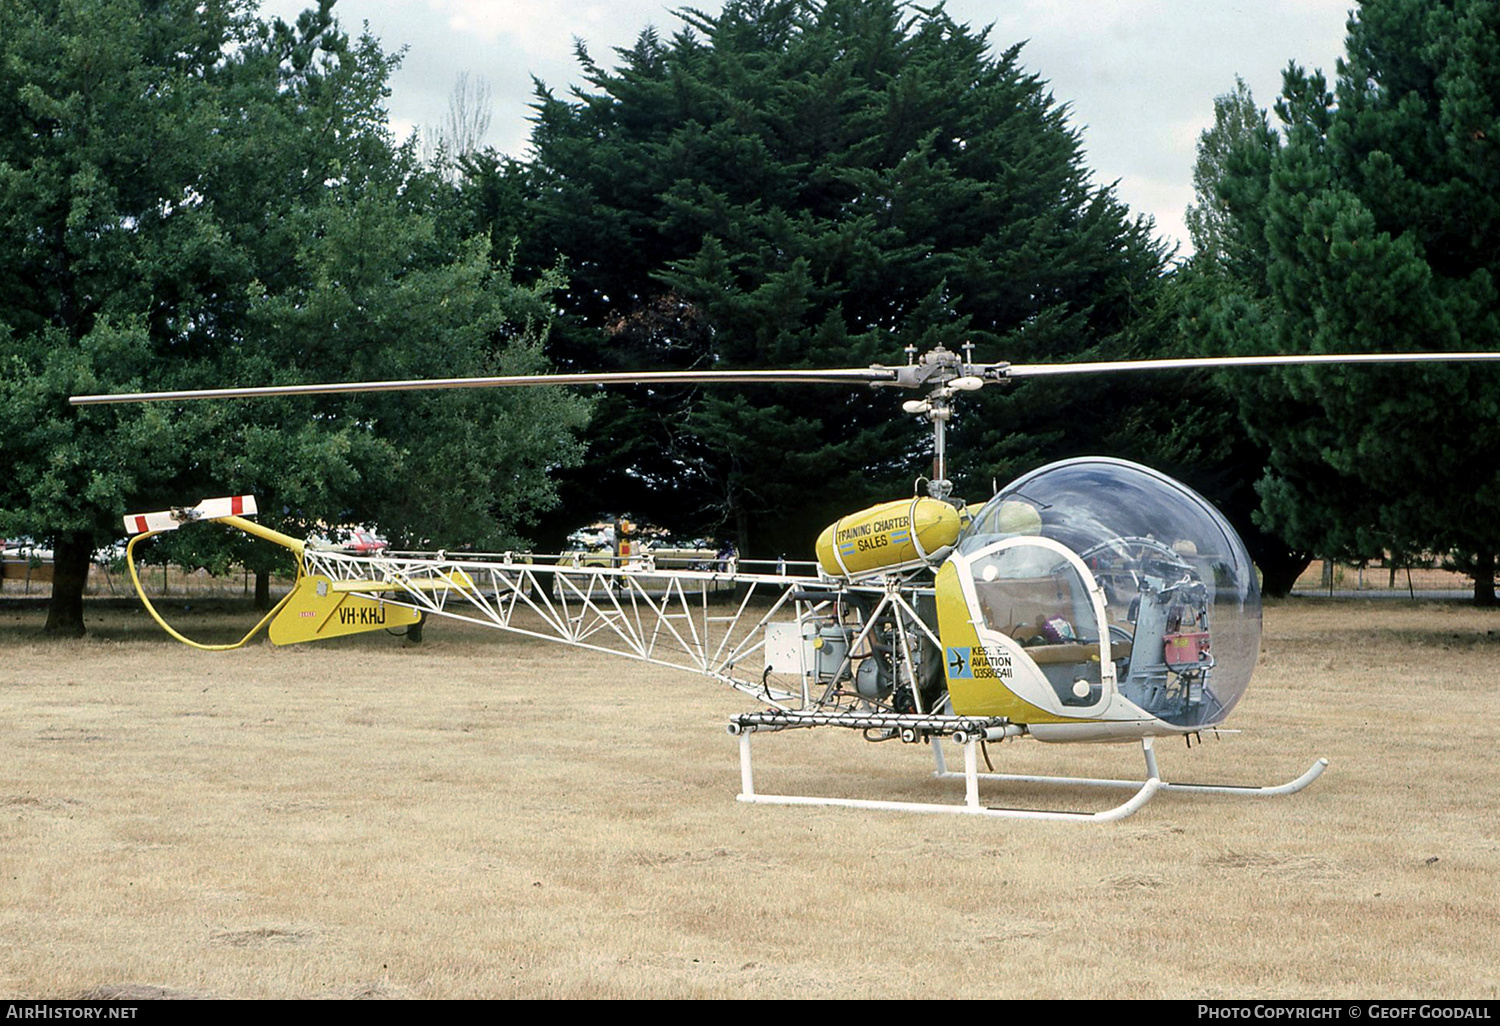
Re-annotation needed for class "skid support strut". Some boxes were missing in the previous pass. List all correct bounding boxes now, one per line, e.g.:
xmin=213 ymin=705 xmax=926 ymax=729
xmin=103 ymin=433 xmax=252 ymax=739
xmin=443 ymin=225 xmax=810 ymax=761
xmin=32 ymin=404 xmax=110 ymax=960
xmin=732 ymin=728 xmax=1163 ymax=823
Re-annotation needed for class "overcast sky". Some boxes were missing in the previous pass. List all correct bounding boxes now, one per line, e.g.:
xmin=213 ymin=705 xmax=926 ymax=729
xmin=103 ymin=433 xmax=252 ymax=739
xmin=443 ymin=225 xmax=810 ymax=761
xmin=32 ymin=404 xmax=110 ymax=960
xmin=256 ymin=0 xmax=1354 ymax=257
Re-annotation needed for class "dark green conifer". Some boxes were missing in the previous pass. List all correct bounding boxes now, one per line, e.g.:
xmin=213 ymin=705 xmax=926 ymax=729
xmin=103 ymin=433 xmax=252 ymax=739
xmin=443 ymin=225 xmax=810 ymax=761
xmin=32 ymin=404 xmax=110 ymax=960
xmin=519 ymin=0 xmax=1167 ymax=555
xmin=1194 ymin=0 xmax=1500 ymax=603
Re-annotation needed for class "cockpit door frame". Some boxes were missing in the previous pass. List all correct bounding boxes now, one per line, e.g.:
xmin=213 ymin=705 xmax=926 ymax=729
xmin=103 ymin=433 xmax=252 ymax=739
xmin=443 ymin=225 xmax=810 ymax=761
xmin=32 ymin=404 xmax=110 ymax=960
xmin=949 ymin=536 xmax=1117 ymax=718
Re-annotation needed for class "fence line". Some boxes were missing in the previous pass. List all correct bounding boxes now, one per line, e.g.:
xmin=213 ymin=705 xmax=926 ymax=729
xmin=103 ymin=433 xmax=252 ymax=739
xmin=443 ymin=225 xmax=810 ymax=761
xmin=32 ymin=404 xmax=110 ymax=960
xmin=1290 ymin=559 xmax=1474 ymax=596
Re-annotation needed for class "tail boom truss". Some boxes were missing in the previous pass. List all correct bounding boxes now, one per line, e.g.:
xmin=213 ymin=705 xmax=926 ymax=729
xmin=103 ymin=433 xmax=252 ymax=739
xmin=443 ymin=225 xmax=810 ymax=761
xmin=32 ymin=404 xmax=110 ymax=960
xmin=299 ymin=547 xmax=873 ymax=708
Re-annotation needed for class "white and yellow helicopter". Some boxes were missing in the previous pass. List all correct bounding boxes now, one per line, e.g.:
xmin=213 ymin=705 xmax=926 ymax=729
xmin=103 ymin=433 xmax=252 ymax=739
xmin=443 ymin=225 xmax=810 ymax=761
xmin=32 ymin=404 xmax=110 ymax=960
xmin=70 ymin=345 xmax=1500 ymax=822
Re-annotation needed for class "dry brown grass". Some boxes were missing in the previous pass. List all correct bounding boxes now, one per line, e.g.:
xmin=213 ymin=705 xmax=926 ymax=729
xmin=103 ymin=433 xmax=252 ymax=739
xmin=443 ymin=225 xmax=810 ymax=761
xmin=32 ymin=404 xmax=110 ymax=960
xmin=1 ymin=597 xmax=1498 ymax=999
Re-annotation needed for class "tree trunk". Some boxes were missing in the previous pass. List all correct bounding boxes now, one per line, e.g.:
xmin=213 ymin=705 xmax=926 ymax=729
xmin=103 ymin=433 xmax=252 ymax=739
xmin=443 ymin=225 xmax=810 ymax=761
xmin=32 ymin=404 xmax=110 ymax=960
xmin=733 ymin=503 xmax=751 ymax=562
xmin=1472 ymin=552 xmax=1496 ymax=608
xmin=254 ymin=570 xmax=271 ymax=611
xmin=1254 ymin=549 xmax=1313 ymax=599
xmin=43 ymin=531 xmax=93 ymax=637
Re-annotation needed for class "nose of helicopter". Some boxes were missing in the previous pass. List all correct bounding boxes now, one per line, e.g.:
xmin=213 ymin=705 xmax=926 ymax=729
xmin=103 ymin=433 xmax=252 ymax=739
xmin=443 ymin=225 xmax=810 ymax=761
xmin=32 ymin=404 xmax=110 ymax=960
xmin=961 ymin=457 xmax=1261 ymax=729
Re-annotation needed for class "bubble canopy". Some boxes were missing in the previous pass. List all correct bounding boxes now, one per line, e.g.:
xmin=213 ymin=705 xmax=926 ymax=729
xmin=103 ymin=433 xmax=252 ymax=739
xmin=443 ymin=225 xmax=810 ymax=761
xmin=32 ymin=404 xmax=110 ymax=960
xmin=961 ymin=458 xmax=1261 ymax=728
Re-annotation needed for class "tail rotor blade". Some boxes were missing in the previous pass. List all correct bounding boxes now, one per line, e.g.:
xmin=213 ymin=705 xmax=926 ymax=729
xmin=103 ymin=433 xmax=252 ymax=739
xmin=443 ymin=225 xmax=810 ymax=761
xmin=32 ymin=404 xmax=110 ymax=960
xmin=124 ymin=495 xmax=257 ymax=535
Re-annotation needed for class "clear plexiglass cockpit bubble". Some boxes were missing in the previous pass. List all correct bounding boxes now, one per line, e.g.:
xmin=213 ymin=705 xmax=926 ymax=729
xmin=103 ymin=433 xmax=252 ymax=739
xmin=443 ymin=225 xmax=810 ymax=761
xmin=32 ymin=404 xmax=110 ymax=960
xmin=961 ymin=457 xmax=1261 ymax=728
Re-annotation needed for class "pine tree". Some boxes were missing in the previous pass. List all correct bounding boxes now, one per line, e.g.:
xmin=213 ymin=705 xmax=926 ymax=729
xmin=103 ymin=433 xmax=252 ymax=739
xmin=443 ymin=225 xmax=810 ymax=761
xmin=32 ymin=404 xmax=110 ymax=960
xmin=1197 ymin=0 xmax=1500 ymax=603
xmin=514 ymin=0 xmax=1168 ymax=556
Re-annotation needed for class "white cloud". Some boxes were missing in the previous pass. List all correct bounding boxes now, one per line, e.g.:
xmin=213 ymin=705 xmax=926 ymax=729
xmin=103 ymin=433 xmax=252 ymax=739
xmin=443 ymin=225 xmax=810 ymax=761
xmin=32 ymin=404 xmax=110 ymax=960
xmin=426 ymin=0 xmax=627 ymax=51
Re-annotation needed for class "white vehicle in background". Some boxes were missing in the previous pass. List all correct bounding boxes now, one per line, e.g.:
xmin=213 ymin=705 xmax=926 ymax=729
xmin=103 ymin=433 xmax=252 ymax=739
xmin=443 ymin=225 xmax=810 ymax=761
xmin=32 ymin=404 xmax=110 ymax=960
xmin=4 ymin=536 xmax=53 ymax=562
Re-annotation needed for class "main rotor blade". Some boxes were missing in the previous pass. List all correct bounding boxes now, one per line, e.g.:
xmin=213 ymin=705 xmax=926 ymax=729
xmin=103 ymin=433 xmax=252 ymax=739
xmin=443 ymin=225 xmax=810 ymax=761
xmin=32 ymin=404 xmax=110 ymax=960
xmin=68 ymin=366 xmax=899 ymax=405
xmin=1002 ymin=352 xmax=1500 ymax=378
xmin=67 ymin=349 xmax=1500 ymax=405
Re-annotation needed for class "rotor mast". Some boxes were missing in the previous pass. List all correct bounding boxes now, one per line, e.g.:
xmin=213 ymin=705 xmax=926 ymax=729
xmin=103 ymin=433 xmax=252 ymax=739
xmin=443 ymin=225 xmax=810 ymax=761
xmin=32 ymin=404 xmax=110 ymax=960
xmin=896 ymin=344 xmax=986 ymax=502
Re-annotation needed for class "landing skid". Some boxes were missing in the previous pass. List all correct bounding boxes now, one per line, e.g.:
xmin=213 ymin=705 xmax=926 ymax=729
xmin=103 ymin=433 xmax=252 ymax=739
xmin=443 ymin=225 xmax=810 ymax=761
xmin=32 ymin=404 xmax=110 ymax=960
xmin=732 ymin=731 xmax=1327 ymax=823
xmin=931 ymin=737 xmax=1329 ymax=802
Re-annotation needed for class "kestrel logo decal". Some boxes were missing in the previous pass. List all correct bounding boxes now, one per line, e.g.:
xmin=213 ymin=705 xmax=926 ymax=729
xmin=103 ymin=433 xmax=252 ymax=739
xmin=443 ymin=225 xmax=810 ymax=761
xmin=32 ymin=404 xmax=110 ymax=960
xmin=947 ymin=647 xmax=972 ymax=678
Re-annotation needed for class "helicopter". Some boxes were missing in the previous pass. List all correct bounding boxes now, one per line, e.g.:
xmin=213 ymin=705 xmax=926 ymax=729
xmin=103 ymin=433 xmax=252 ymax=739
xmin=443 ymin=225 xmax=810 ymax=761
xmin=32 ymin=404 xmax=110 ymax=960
xmin=69 ymin=344 xmax=1500 ymax=822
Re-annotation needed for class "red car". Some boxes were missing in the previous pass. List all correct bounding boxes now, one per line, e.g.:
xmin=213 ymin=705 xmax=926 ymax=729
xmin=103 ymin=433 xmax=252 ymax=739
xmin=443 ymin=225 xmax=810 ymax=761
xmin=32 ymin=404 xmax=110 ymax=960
xmin=311 ymin=528 xmax=389 ymax=554
xmin=343 ymin=529 xmax=389 ymax=555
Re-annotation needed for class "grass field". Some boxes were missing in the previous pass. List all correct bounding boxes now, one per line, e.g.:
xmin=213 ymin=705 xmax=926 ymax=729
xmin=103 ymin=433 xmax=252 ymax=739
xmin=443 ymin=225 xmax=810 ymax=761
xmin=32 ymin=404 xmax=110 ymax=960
xmin=2 ymin=597 xmax=1498 ymax=999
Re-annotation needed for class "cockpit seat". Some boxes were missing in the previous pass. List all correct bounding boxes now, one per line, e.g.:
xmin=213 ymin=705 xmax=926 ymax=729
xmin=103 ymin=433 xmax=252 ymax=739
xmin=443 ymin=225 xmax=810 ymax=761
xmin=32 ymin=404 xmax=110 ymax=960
xmin=1023 ymin=642 xmax=1099 ymax=666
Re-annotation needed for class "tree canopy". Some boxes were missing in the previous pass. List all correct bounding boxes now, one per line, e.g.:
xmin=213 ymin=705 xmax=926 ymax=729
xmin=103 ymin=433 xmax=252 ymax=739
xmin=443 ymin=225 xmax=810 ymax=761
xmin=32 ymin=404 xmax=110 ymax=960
xmin=511 ymin=0 xmax=1171 ymax=556
xmin=1187 ymin=0 xmax=1500 ymax=603
xmin=1172 ymin=78 xmax=1314 ymax=597
xmin=0 ymin=0 xmax=587 ymax=633
xmin=21 ymin=0 xmax=1494 ymax=620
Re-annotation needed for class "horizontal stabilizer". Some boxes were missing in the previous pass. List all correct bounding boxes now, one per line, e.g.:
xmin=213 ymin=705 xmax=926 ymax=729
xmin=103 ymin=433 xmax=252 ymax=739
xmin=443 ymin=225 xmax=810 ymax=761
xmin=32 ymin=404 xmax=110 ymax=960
xmin=124 ymin=495 xmax=258 ymax=535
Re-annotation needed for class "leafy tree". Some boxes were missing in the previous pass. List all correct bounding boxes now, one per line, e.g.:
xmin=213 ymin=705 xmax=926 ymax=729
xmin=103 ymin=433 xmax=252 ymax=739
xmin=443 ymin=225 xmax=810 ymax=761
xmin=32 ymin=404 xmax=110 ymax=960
xmin=234 ymin=176 xmax=589 ymax=554
xmin=0 ymin=0 xmax=586 ymax=633
xmin=513 ymin=0 xmax=1171 ymax=556
xmin=1185 ymin=77 xmax=1283 ymax=280
xmin=0 ymin=0 xmax=262 ymax=633
xmin=1193 ymin=0 xmax=1500 ymax=604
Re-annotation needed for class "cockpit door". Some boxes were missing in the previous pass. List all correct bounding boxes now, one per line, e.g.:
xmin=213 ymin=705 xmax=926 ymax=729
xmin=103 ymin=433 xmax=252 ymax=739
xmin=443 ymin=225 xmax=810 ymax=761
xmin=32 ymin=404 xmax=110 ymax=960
xmin=950 ymin=537 xmax=1116 ymax=718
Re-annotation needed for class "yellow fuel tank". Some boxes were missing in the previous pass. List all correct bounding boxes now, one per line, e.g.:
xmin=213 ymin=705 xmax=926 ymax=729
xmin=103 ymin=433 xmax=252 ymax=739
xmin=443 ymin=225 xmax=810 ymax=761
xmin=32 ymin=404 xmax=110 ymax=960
xmin=815 ymin=497 xmax=963 ymax=578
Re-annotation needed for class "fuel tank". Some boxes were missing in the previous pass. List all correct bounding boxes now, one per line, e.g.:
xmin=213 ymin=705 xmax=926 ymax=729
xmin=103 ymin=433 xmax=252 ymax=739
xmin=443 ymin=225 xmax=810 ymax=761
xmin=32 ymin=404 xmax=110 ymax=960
xmin=815 ymin=497 xmax=963 ymax=578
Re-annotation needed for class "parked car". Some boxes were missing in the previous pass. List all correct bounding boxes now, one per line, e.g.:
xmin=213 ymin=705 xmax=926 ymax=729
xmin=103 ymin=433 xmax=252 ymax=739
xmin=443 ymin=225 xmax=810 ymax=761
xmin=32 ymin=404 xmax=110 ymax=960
xmin=309 ymin=528 xmax=389 ymax=555
xmin=343 ymin=529 xmax=389 ymax=555
xmin=4 ymin=536 xmax=52 ymax=562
